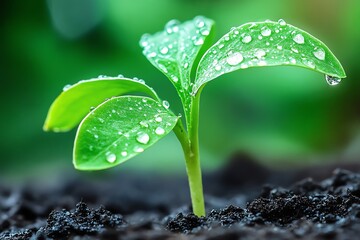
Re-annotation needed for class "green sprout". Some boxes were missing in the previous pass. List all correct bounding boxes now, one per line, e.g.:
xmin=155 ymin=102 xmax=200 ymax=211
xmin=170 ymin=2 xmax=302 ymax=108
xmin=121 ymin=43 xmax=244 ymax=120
xmin=44 ymin=16 xmax=346 ymax=217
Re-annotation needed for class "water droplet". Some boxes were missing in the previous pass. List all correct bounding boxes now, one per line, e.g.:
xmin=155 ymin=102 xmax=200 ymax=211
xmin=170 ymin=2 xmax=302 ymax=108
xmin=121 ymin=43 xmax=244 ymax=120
xmin=278 ymin=19 xmax=287 ymax=26
xmin=171 ymin=75 xmax=179 ymax=82
xmin=90 ymin=106 xmax=95 ymax=112
xmin=160 ymin=46 xmax=169 ymax=54
xmin=147 ymin=52 xmax=157 ymax=58
xmin=218 ymin=44 xmax=224 ymax=49
xmin=118 ymin=131 xmax=123 ymax=135
xmin=142 ymin=98 xmax=148 ymax=103
xmin=98 ymin=75 xmax=107 ymax=79
xmin=277 ymin=45 xmax=283 ymax=50
xmin=226 ymin=52 xmax=244 ymax=66
xmin=303 ymin=59 xmax=315 ymax=69
xmin=140 ymin=121 xmax=149 ymax=128
xmin=155 ymin=116 xmax=163 ymax=122
xmin=165 ymin=19 xmax=180 ymax=34
xmin=195 ymin=16 xmax=205 ymax=28
xmin=293 ymin=33 xmax=304 ymax=44
xmin=62 ymin=84 xmax=72 ymax=91
xmin=98 ymin=118 xmax=104 ymax=123
xmin=261 ymin=27 xmax=271 ymax=37
xmin=224 ymin=35 xmax=230 ymax=41
xmin=162 ymin=100 xmax=170 ymax=109
xmin=254 ymin=49 xmax=266 ymax=59
xmin=183 ymin=62 xmax=189 ymax=69
xmin=215 ymin=65 xmax=222 ymax=71
xmin=313 ymin=48 xmax=325 ymax=60
xmin=201 ymin=29 xmax=210 ymax=36
xmin=289 ymin=58 xmax=297 ymax=64
xmin=117 ymin=74 xmax=124 ymax=78
xmin=140 ymin=34 xmax=150 ymax=47
xmin=121 ymin=151 xmax=128 ymax=157
xmin=291 ymin=48 xmax=299 ymax=53
xmin=155 ymin=127 xmax=165 ymax=135
xmin=136 ymin=132 xmax=150 ymax=144
xmin=106 ymin=152 xmax=116 ymax=163
xmin=325 ymin=75 xmax=341 ymax=86
xmin=241 ymin=34 xmax=252 ymax=43
xmin=134 ymin=146 xmax=144 ymax=153
xmin=94 ymin=134 xmax=99 ymax=139
xmin=194 ymin=37 xmax=204 ymax=46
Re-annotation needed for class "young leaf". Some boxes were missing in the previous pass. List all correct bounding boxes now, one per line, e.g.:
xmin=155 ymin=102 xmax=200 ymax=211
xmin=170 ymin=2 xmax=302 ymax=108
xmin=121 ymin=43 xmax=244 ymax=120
xmin=44 ymin=77 xmax=159 ymax=132
xmin=140 ymin=16 xmax=215 ymax=125
xmin=74 ymin=96 xmax=179 ymax=170
xmin=194 ymin=20 xmax=346 ymax=94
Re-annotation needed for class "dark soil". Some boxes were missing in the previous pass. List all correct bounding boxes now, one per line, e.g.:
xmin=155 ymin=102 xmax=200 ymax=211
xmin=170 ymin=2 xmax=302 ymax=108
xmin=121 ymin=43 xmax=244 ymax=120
xmin=1 ymin=153 xmax=360 ymax=240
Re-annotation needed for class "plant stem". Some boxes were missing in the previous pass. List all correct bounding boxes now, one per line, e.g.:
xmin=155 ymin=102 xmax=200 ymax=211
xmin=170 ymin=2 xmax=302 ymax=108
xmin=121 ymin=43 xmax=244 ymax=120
xmin=173 ymin=89 xmax=205 ymax=217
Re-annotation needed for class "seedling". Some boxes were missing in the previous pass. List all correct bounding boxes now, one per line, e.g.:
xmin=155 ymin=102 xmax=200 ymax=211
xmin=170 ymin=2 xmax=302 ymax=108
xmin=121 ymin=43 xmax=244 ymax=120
xmin=44 ymin=16 xmax=345 ymax=217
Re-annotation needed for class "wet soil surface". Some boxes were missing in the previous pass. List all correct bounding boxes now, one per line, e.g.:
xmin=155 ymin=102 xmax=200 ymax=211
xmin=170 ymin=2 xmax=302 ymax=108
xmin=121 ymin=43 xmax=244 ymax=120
xmin=1 ymin=153 xmax=360 ymax=239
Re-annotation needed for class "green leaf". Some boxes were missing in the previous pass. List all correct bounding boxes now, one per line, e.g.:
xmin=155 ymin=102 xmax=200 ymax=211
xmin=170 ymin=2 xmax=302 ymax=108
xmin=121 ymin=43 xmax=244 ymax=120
xmin=43 ymin=77 xmax=159 ymax=132
xmin=74 ymin=96 xmax=179 ymax=170
xmin=194 ymin=19 xmax=346 ymax=94
xmin=140 ymin=16 xmax=214 ymax=124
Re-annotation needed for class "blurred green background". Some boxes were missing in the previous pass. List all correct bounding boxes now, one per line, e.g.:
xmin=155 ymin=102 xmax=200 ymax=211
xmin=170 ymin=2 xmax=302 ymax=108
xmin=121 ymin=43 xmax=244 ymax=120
xmin=1 ymin=0 xmax=359 ymax=179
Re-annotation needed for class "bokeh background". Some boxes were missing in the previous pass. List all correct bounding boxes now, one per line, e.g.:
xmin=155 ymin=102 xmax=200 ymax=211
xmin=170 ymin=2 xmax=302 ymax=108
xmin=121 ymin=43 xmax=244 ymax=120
xmin=1 ymin=0 xmax=359 ymax=180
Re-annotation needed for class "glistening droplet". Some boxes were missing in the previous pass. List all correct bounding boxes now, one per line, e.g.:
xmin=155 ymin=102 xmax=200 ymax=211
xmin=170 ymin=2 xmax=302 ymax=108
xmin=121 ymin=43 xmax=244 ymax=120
xmin=136 ymin=132 xmax=150 ymax=144
xmin=226 ymin=52 xmax=244 ymax=66
xmin=325 ymin=75 xmax=341 ymax=86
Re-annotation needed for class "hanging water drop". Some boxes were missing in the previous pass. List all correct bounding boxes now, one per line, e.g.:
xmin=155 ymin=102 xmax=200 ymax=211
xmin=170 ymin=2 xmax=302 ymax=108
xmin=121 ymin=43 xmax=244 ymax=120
xmin=117 ymin=74 xmax=124 ymax=78
xmin=162 ymin=100 xmax=170 ymax=109
xmin=293 ymin=33 xmax=305 ymax=44
xmin=226 ymin=52 xmax=244 ymax=66
xmin=325 ymin=75 xmax=341 ymax=86
xmin=106 ymin=152 xmax=117 ymax=163
xmin=136 ymin=132 xmax=150 ymax=144
xmin=98 ymin=75 xmax=107 ymax=79
xmin=155 ymin=127 xmax=165 ymax=135
xmin=195 ymin=16 xmax=205 ymax=28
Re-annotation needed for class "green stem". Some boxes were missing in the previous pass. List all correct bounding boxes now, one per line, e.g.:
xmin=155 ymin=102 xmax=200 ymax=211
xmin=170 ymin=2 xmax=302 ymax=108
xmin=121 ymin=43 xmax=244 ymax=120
xmin=174 ymin=91 xmax=205 ymax=217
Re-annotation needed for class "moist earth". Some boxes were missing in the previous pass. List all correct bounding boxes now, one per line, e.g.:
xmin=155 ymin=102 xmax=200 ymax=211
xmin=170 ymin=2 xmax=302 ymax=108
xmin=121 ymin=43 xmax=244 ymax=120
xmin=1 ymin=153 xmax=360 ymax=240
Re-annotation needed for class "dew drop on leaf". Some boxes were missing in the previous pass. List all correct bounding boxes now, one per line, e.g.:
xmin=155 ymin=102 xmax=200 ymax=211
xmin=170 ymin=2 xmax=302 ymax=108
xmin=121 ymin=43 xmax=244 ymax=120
xmin=165 ymin=19 xmax=180 ymax=34
xmin=106 ymin=152 xmax=116 ymax=163
xmin=195 ymin=16 xmax=205 ymax=28
xmin=293 ymin=33 xmax=305 ymax=44
xmin=147 ymin=52 xmax=157 ymax=58
xmin=260 ymin=27 xmax=271 ymax=37
xmin=136 ymin=132 xmax=150 ymax=144
xmin=117 ymin=74 xmax=124 ymax=78
xmin=155 ymin=116 xmax=163 ymax=122
xmin=162 ymin=100 xmax=170 ymax=109
xmin=194 ymin=38 xmax=204 ymax=46
xmin=94 ymin=134 xmax=99 ymax=139
xmin=121 ymin=151 xmax=128 ymax=157
xmin=140 ymin=34 xmax=150 ymax=47
xmin=241 ymin=34 xmax=252 ymax=43
xmin=160 ymin=46 xmax=169 ymax=54
xmin=254 ymin=49 xmax=266 ymax=59
xmin=278 ymin=19 xmax=287 ymax=26
xmin=155 ymin=127 xmax=165 ymax=135
xmin=215 ymin=65 xmax=222 ymax=71
xmin=134 ymin=146 xmax=144 ymax=153
xmin=226 ymin=52 xmax=244 ymax=66
xmin=62 ymin=84 xmax=72 ymax=91
xmin=325 ymin=75 xmax=341 ymax=86
xmin=139 ymin=121 xmax=149 ymax=128
xmin=313 ymin=48 xmax=325 ymax=60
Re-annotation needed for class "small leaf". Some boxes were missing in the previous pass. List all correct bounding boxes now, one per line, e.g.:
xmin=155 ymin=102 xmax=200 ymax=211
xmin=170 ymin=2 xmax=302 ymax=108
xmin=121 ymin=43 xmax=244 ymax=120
xmin=44 ymin=77 xmax=159 ymax=132
xmin=194 ymin=20 xmax=346 ymax=94
xmin=74 ymin=96 xmax=179 ymax=170
xmin=140 ymin=16 xmax=214 ymax=124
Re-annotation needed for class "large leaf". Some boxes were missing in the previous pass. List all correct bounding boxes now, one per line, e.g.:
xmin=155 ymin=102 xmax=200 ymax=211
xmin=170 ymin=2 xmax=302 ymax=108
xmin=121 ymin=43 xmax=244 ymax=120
xmin=194 ymin=19 xmax=346 ymax=94
xmin=140 ymin=16 xmax=214 ymax=123
xmin=44 ymin=77 xmax=159 ymax=132
xmin=74 ymin=96 xmax=179 ymax=170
